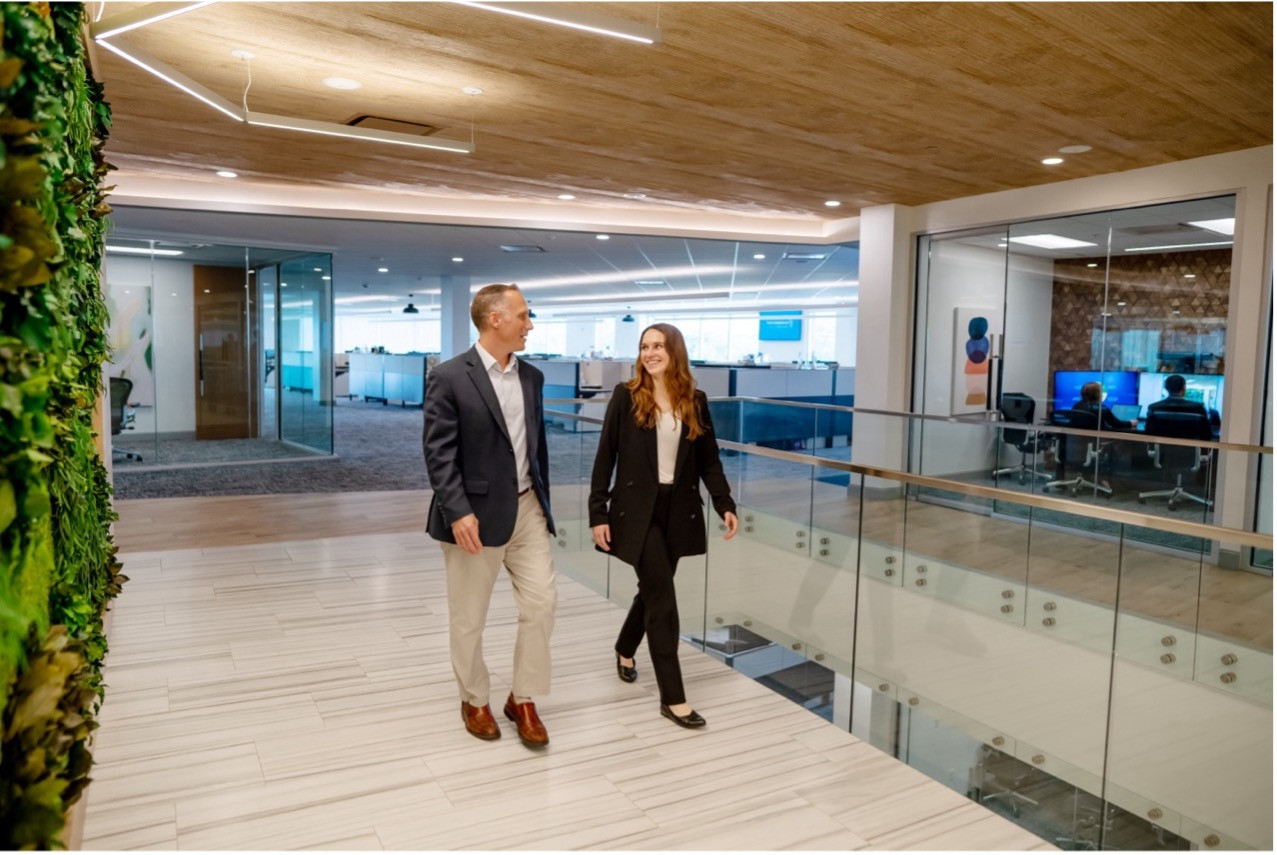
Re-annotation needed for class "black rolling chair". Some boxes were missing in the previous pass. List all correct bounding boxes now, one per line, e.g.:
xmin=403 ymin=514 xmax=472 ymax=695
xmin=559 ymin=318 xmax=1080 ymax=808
xmin=975 ymin=745 xmax=1040 ymax=818
xmin=1139 ymin=410 xmax=1214 ymax=510
xmin=109 ymin=376 xmax=143 ymax=463
xmin=1045 ymin=409 xmax=1112 ymax=497
xmin=992 ymin=393 xmax=1053 ymax=484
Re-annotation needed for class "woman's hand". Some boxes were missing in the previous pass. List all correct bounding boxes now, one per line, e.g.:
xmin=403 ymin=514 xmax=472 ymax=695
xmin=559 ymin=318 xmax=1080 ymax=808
xmin=721 ymin=511 xmax=739 ymax=540
xmin=592 ymin=523 xmax=612 ymax=551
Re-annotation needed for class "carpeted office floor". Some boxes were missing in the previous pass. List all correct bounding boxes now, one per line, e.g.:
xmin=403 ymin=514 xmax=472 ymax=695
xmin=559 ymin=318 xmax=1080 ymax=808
xmin=112 ymin=399 xmax=601 ymax=499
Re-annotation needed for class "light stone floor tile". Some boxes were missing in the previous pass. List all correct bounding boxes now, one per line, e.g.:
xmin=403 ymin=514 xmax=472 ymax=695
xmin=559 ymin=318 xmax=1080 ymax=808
xmin=82 ymin=799 xmax=175 ymax=850
xmin=88 ymin=742 xmax=265 ymax=812
xmin=91 ymin=696 xmax=325 ymax=763
xmin=84 ymin=531 xmax=1051 ymax=851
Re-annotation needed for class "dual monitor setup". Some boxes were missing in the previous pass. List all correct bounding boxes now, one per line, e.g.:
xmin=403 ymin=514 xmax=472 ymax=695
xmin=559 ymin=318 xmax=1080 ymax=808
xmin=1050 ymin=370 xmax=1225 ymax=427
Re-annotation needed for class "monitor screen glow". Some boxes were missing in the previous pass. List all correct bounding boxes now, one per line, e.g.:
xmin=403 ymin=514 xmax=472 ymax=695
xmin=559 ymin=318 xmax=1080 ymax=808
xmin=1137 ymin=372 xmax=1225 ymax=415
xmin=1051 ymin=370 xmax=1139 ymax=411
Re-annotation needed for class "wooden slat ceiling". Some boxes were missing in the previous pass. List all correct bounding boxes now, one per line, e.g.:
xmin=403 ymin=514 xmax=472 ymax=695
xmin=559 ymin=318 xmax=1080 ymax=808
xmin=92 ymin=2 xmax=1272 ymax=223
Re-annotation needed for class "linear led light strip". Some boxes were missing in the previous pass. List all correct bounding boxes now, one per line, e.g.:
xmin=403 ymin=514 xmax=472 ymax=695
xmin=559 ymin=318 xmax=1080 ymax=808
xmin=90 ymin=2 xmax=474 ymax=154
xmin=449 ymin=1 xmax=661 ymax=44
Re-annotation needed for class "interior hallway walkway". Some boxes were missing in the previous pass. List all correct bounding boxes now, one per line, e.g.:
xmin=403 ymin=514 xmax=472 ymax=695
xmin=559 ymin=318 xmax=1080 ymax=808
xmin=84 ymin=492 xmax=1051 ymax=850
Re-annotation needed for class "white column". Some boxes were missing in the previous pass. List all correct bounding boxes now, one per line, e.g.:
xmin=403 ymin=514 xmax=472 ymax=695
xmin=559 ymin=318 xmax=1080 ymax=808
xmin=851 ymin=203 xmax=916 ymax=473
xmin=440 ymin=275 xmax=472 ymax=359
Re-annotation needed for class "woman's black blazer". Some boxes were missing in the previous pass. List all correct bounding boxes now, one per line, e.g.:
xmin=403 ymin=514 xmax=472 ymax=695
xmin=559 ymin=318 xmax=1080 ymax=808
xmin=588 ymin=383 xmax=736 ymax=568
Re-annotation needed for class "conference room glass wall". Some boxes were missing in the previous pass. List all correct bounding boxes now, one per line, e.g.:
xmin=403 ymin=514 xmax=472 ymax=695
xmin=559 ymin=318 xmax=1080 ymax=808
xmin=102 ymin=242 xmax=335 ymax=467
xmin=908 ymin=195 xmax=1266 ymax=567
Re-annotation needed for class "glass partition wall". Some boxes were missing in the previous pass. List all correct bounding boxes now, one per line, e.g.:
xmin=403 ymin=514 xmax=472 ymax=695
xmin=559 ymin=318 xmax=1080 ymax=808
xmin=910 ymin=195 xmax=1271 ymax=569
xmin=545 ymin=400 xmax=1272 ymax=851
xmin=103 ymin=241 xmax=333 ymax=467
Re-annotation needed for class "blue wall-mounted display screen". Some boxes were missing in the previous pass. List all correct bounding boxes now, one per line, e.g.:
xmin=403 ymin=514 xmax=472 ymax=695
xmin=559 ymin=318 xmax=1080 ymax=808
xmin=759 ymin=310 xmax=802 ymax=341
xmin=1051 ymin=370 xmax=1139 ymax=411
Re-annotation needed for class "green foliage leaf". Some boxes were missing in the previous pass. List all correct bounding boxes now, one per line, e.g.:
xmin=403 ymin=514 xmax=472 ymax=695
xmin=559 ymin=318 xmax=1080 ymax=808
xmin=0 ymin=480 xmax=16 ymax=535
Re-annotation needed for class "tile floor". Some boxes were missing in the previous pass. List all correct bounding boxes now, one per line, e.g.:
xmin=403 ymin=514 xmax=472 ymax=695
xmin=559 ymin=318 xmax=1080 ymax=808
xmin=83 ymin=530 xmax=1052 ymax=850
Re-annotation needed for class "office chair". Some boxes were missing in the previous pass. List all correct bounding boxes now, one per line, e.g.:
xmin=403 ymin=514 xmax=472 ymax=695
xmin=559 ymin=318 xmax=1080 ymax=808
xmin=1139 ymin=410 xmax=1213 ymax=510
xmin=109 ymin=376 xmax=143 ymax=462
xmin=1044 ymin=409 xmax=1112 ymax=497
xmin=976 ymin=745 xmax=1040 ymax=818
xmin=992 ymin=392 xmax=1053 ymax=484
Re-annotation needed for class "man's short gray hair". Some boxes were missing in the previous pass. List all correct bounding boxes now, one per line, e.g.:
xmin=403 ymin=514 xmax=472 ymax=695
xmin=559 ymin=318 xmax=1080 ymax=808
xmin=470 ymin=283 xmax=520 ymax=331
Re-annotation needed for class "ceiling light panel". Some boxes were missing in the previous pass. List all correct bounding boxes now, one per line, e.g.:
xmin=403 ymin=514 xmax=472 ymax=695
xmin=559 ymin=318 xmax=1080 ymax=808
xmin=1008 ymin=234 xmax=1097 ymax=250
xmin=1187 ymin=218 xmax=1235 ymax=236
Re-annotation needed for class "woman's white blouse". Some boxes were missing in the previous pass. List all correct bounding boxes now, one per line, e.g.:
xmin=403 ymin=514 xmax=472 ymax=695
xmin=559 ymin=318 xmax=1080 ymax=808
xmin=656 ymin=409 xmax=681 ymax=484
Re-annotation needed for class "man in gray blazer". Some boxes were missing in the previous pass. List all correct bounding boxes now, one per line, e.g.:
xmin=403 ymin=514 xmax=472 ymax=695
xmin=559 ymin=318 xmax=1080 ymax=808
xmin=423 ymin=284 xmax=556 ymax=747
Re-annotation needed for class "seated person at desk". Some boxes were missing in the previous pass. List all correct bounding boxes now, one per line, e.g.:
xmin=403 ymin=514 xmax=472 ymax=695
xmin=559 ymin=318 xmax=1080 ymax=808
xmin=1073 ymin=381 xmax=1137 ymax=431
xmin=1145 ymin=374 xmax=1215 ymax=440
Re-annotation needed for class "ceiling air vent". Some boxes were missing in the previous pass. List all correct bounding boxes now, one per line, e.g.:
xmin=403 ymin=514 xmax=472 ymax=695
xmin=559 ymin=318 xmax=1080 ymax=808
xmin=499 ymin=245 xmax=547 ymax=253
xmin=782 ymin=252 xmax=828 ymax=262
xmin=345 ymin=115 xmax=441 ymax=136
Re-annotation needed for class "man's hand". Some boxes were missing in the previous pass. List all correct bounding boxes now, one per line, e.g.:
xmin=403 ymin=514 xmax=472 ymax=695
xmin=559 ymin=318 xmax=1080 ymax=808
xmin=591 ymin=523 xmax=611 ymax=551
xmin=452 ymin=514 xmax=482 ymax=554
xmin=721 ymin=511 xmax=739 ymax=540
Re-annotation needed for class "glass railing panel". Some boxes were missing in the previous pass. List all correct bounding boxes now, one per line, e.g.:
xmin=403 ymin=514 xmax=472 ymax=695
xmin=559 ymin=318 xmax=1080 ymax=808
xmin=543 ymin=413 xmax=608 ymax=599
xmin=699 ymin=444 xmax=825 ymax=696
xmin=855 ymin=487 xmax=1125 ymax=846
xmin=1106 ymin=530 xmax=1272 ymax=851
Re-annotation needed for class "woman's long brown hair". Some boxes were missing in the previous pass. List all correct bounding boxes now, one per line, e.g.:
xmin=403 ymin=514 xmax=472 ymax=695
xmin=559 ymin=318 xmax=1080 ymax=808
xmin=626 ymin=323 xmax=705 ymax=439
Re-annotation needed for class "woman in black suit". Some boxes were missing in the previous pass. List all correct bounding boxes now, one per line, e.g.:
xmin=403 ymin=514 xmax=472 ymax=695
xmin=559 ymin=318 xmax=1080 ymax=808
xmin=589 ymin=323 xmax=738 ymax=728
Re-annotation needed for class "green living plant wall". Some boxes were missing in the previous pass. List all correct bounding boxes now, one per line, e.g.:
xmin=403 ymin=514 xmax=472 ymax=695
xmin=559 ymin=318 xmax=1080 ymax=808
xmin=0 ymin=1 xmax=121 ymax=848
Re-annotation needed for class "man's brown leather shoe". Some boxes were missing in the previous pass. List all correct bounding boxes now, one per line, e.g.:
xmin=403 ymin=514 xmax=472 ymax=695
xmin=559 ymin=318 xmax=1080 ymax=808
xmin=461 ymin=701 xmax=500 ymax=740
xmin=503 ymin=693 xmax=549 ymax=747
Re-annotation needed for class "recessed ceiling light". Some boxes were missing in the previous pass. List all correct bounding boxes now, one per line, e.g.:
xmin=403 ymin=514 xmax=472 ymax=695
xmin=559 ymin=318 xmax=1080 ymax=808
xmin=1008 ymin=234 xmax=1096 ymax=250
xmin=321 ymin=275 xmax=331 ymax=281
xmin=1184 ymin=273 xmax=1197 ymax=279
xmin=1058 ymin=145 xmax=1091 ymax=154
xmin=313 ymin=267 xmax=322 ymax=272
xmin=634 ymin=280 xmax=666 ymax=286
xmin=623 ymin=192 xmax=647 ymax=200
xmin=203 ymin=288 xmax=211 ymax=293
xmin=452 ymin=256 xmax=464 ymax=262
xmin=280 ymin=283 xmax=288 ymax=288
xmin=230 ymin=49 xmax=255 ymax=60
xmin=596 ymin=234 xmax=610 ymax=240
xmin=824 ymin=200 xmax=841 ymax=208
xmin=324 ymin=77 xmax=362 ymax=90
xmin=377 ymin=267 xmax=389 ymax=273
xmin=997 ymin=242 xmax=1008 ymax=248
xmin=215 ymin=169 xmax=237 ymax=178
xmin=1042 ymin=157 xmax=1065 ymax=165
xmin=557 ymin=193 xmax=575 ymax=200
xmin=462 ymin=86 xmax=484 ymax=96
xmin=1116 ymin=301 xmax=1126 ymax=306
xmin=1087 ymin=263 xmax=1099 ymax=268
xmin=753 ymin=254 xmax=766 ymax=260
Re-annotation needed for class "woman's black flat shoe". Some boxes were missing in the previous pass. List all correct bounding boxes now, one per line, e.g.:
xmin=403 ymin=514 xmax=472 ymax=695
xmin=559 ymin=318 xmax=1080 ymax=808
xmin=615 ymin=653 xmax=638 ymax=683
xmin=660 ymin=704 xmax=706 ymax=728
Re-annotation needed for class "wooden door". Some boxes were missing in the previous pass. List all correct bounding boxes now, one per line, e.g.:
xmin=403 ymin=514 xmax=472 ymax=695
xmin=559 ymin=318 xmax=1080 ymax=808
xmin=194 ymin=265 xmax=257 ymax=439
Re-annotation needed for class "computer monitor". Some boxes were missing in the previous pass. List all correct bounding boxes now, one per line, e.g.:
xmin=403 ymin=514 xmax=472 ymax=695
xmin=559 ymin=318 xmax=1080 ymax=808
xmin=1110 ymin=403 xmax=1142 ymax=422
xmin=1138 ymin=372 xmax=1225 ymax=416
xmin=1051 ymin=370 xmax=1139 ymax=412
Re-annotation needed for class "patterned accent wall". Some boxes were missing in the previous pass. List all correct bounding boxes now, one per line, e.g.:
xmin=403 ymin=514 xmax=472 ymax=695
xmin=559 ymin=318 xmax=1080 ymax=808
xmin=1050 ymin=248 xmax=1231 ymax=373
